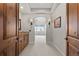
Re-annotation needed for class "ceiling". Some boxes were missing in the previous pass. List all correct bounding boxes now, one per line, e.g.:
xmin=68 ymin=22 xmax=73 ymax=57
xmin=29 ymin=3 xmax=52 ymax=8
xmin=19 ymin=3 xmax=59 ymax=14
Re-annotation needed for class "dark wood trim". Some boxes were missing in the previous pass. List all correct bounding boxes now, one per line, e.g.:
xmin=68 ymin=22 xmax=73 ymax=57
xmin=16 ymin=3 xmax=19 ymax=36
xmin=66 ymin=3 xmax=69 ymax=56
xmin=66 ymin=3 xmax=69 ymax=36
xmin=15 ymin=3 xmax=19 ymax=56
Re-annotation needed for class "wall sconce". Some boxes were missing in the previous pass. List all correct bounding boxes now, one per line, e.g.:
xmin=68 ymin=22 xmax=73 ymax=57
xmin=30 ymin=22 xmax=33 ymax=25
xmin=30 ymin=19 xmax=33 ymax=25
xmin=48 ymin=21 xmax=50 ymax=26
xmin=48 ymin=21 xmax=51 ymax=28
xmin=48 ymin=18 xmax=51 ymax=27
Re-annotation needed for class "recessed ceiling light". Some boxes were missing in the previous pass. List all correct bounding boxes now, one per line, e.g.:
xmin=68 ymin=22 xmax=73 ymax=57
xmin=20 ymin=6 xmax=23 ymax=9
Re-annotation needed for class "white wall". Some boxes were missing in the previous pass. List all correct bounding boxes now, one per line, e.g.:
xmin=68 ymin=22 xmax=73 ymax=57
xmin=29 ymin=24 xmax=35 ymax=44
xmin=20 ymin=13 xmax=50 ymax=44
xmin=52 ymin=4 xmax=67 ymax=55
xmin=20 ymin=14 xmax=30 ymax=32
xmin=46 ymin=4 xmax=67 ymax=56
xmin=19 ymin=13 xmax=35 ymax=44
xmin=46 ymin=18 xmax=53 ymax=45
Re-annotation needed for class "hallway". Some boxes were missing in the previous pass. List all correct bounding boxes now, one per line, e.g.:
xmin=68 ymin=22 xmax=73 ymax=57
xmin=0 ymin=3 xmax=79 ymax=56
xmin=19 ymin=35 xmax=61 ymax=56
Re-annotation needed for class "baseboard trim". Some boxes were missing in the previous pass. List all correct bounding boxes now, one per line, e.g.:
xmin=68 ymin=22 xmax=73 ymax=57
xmin=53 ymin=44 xmax=66 ymax=56
xmin=46 ymin=41 xmax=65 ymax=56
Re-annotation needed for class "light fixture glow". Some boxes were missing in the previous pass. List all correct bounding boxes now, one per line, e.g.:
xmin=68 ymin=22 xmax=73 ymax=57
xmin=20 ymin=6 xmax=23 ymax=9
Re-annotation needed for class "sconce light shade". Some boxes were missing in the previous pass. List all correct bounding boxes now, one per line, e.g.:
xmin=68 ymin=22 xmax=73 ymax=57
xmin=48 ymin=21 xmax=50 ymax=26
xmin=30 ymin=19 xmax=33 ymax=25
xmin=30 ymin=22 xmax=33 ymax=25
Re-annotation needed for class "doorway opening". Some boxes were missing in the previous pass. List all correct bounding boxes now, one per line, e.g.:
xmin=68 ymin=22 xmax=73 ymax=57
xmin=34 ymin=25 xmax=46 ymax=44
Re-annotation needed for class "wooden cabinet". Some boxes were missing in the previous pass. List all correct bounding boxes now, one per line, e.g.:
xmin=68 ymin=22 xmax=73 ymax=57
xmin=15 ymin=38 xmax=19 ymax=56
xmin=0 ymin=3 xmax=19 ymax=56
xmin=18 ymin=32 xmax=29 ymax=54
xmin=24 ymin=33 xmax=29 ymax=47
xmin=19 ymin=39 xmax=23 ymax=53
xmin=67 ymin=3 xmax=79 ymax=56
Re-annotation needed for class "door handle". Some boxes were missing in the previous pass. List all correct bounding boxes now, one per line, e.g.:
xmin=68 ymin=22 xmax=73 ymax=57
xmin=64 ymin=37 xmax=67 ymax=40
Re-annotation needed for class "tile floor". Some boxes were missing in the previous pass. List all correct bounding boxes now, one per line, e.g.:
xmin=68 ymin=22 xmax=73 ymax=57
xmin=19 ymin=35 xmax=61 ymax=56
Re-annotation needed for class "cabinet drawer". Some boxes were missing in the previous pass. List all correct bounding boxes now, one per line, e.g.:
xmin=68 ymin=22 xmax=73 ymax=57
xmin=68 ymin=36 xmax=79 ymax=49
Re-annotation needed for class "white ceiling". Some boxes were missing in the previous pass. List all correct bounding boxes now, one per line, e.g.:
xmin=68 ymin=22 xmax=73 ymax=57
xmin=19 ymin=3 xmax=60 ymax=25
xmin=20 ymin=3 xmax=60 ymax=14
xmin=28 ymin=3 xmax=52 ymax=8
xmin=20 ymin=3 xmax=31 ymax=14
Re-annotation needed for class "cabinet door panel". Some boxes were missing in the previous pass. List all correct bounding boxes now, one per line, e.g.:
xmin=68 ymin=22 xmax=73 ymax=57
xmin=69 ymin=43 xmax=79 ymax=56
xmin=7 ymin=41 xmax=15 ymax=55
xmin=5 ymin=4 xmax=16 ymax=38
xmin=0 ymin=51 xmax=4 ymax=56
xmin=68 ymin=4 xmax=77 ymax=36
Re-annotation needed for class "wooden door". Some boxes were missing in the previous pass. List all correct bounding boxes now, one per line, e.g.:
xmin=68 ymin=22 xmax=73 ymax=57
xmin=77 ymin=4 xmax=79 ymax=37
xmin=0 ymin=3 xmax=19 ymax=56
xmin=0 ymin=4 xmax=4 ymax=52
xmin=0 ymin=51 xmax=4 ymax=56
xmin=68 ymin=3 xmax=77 ymax=37
xmin=4 ymin=3 xmax=17 ymax=39
xmin=68 ymin=43 xmax=79 ymax=56
xmin=67 ymin=3 xmax=79 ymax=56
xmin=6 ymin=38 xmax=16 ymax=56
xmin=0 ymin=4 xmax=3 ymax=40
xmin=67 ymin=36 xmax=79 ymax=56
